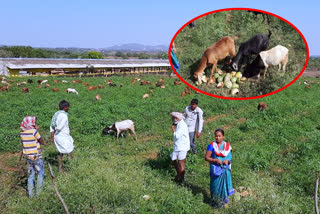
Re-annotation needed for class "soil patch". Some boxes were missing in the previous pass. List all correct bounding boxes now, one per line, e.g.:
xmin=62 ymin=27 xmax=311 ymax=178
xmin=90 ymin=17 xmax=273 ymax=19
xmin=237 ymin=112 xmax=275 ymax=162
xmin=302 ymin=69 xmax=320 ymax=78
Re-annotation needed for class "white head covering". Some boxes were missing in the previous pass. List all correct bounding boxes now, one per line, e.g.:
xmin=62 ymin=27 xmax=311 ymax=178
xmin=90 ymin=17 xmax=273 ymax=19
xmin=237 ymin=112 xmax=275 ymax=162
xmin=170 ymin=112 xmax=185 ymax=121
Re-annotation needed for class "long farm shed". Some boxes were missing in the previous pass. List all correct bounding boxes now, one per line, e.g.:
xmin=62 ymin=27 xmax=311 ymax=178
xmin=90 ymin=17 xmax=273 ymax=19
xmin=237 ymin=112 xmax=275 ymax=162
xmin=0 ymin=58 xmax=171 ymax=76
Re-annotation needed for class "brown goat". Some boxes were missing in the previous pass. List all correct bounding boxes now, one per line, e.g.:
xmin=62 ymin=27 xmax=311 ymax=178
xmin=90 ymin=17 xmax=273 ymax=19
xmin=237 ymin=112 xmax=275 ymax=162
xmin=83 ymin=82 xmax=89 ymax=86
xmin=22 ymin=87 xmax=29 ymax=93
xmin=45 ymin=84 xmax=50 ymax=88
xmin=184 ymin=87 xmax=191 ymax=95
xmin=71 ymin=80 xmax=82 ymax=83
xmin=52 ymin=88 xmax=60 ymax=92
xmin=174 ymin=80 xmax=182 ymax=85
xmin=257 ymin=102 xmax=268 ymax=111
xmin=95 ymin=94 xmax=101 ymax=101
xmin=53 ymin=80 xmax=60 ymax=83
xmin=0 ymin=85 xmax=9 ymax=91
xmin=194 ymin=36 xmax=235 ymax=84
xmin=88 ymin=86 xmax=97 ymax=91
xmin=132 ymin=79 xmax=137 ymax=85
xmin=180 ymin=91 xmax=186 ymax=98
xmin=98 ymin=84 xmax=105 ymax=89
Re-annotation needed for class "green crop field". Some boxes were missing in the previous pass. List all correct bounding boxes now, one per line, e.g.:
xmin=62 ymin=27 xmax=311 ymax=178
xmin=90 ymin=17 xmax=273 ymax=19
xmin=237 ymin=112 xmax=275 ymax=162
xmin=0 ymin=75 xmax=319 ymax=213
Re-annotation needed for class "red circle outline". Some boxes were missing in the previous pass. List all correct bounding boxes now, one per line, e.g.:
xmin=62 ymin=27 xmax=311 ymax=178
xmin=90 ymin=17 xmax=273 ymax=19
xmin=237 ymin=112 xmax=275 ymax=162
xmin=168 ymin=8 xmax=309 ymax=100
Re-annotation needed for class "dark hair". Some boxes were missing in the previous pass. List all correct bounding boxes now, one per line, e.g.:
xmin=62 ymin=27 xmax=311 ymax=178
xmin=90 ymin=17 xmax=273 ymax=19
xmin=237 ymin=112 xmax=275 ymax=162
xmin=59 ymin=100 xmax=70 ymax=110
xmin=191 ymin=98 xmax=198 ymax=105
xmin=214 ymin=128 xmax=225 ymax=136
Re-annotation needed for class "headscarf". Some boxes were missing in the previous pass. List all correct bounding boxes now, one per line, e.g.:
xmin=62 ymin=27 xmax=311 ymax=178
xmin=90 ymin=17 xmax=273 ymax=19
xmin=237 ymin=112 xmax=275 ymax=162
xmin=20 ymin=116 xmax=36 ymax=131
xmin=170 ymin=112 xmax=185 ymax=121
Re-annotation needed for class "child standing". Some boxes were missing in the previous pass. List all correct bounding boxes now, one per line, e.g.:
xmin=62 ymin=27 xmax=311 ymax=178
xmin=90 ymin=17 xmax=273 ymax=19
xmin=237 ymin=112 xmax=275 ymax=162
xmin=20 ymin=116 xmax=45 ymax=197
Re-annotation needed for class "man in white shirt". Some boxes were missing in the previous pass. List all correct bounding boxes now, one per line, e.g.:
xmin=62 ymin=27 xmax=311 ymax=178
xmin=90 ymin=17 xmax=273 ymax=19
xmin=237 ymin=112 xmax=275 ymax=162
xmin=170 ymin=112 xmax=190 ymax=183
xmin=50 ymin=100 xmax=74 ymax=172
xmin=183 ymin=99 xmax=204 ymax=154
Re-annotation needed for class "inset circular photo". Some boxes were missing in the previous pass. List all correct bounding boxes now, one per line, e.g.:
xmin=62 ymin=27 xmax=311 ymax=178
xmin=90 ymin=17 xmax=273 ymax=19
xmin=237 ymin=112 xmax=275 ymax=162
xmin=169 ymin=8 xmax=308 ymax=99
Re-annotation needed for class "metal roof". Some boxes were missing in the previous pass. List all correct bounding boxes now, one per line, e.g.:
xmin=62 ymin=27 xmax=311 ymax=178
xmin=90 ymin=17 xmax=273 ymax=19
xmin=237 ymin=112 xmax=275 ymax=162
xmin=0 ymin=58 xmax=170 ymax=69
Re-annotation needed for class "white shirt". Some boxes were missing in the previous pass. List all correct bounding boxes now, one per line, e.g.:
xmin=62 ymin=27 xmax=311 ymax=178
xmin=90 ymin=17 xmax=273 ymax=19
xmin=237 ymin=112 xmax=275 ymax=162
xmin=173 ymin=120 xmax=190 ymax=152
xmin=183 ymin=106 xmax=204 ymax=133
xmin=50 ymin=112 xmax=74 ymax=154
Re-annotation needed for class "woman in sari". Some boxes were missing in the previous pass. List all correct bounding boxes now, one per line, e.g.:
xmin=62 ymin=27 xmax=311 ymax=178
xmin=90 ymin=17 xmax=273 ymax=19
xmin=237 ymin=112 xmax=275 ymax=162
xmin=205 ymin=128 xmax=234 ymax=204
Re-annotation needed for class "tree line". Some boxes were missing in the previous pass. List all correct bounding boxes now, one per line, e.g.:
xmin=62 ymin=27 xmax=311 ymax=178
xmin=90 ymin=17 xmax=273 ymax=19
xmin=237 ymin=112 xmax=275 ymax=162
xmin=0 ymin=46 xmax=168 ymax=59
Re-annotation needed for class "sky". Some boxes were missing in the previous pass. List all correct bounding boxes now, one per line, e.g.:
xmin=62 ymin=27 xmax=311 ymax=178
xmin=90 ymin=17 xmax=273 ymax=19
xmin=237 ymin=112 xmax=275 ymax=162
xmin=1 ymin=0 xmax=319 ymax=55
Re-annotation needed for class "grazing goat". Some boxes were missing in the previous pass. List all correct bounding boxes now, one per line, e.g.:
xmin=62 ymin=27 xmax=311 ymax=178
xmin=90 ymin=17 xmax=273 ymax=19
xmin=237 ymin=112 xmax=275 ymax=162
xmin=66 ymin=88 xmax=79 ymax=95
xmin=52 ymin=88 xmax=60 ymax=92
xmin=98 ymin=84 xmax=105 ymax=89
xmin=102 ymin=120 xmax=137 ymax=140
xmin=232 ymin=31 xmax=272 ymax=71
xmin=174 ymin=80 xmax=182 ymax=85
xmin=95 ymin=94 xmax=101 ymax=100
xmin=27 ymin=79 xmax=33 ymax=83
xmin=142 ymin=93 xmax=149 ymax=99
xmin=88 ymin=86 xmax=97 ymax=91
xmin=40 ymin=80 xmax=48 ymax=85
xmin=0 ymin=85 xmax=9 ymax=91
xmin=194 ymin=36 xmax=235 ymax=84
xmin=71 ymin=80 xmax=82 ymax=83
xmin=22 ymin=87 xmax=29 ymax=93
xmin=53 ymin=80 xmax=60 ymax=83
xmin=45 ymin=84 xmax=50 ymax=88
xmin=62 ymin=80 xmax=68 ymax=83
xmin=257 ymin=102 xmax=268 ymax=111
xmin=83 ymin=82 xmax=89 ymax=86
xmin=259 ymin=45 xmax=289 ymax=79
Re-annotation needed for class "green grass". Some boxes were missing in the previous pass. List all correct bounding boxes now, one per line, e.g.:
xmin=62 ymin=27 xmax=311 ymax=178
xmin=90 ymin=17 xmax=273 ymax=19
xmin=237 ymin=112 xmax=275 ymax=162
xmin=0 ymin=75 xmax=319 ymax=213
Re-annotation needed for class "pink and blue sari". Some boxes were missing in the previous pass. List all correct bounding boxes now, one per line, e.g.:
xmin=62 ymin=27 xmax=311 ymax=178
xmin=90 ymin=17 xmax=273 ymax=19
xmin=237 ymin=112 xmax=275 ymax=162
xmin=207 ymin=141 xmax=234 ymax=204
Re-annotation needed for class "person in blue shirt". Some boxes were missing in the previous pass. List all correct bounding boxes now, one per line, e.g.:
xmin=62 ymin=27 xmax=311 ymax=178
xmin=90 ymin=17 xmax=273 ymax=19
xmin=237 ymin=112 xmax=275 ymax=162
xmin=205 ymin=128 xmax=234 ymax=204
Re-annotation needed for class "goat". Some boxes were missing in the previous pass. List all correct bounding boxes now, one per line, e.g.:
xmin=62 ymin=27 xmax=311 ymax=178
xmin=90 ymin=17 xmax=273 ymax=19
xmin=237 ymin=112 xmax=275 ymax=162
xmin=194 ymin=36 xmax=235 ymax=84
xmin=52 ymin=88 xmax=60 ymax=92
xmin=174 ymin=80 xmax=182 ymax=85
xmin=98 ymin=84 xmax=105 ymax=89
xmin=142 ymin=93 xmax=149 ymax=99
xmin=83 ymin=82 xmax=89 ymax=86
xmin=95 ymin=94 xmax=101 ymax=100
xmin=88 ymin=86 xmax=97 ymax=91
xmin=102 ymin=119 xmax=137 ymax=140
xmin=71 ymin=80 xmax=82 ymax=83
xmin=257 ymin=102 xmax=268 ymax=111
xmin=232 ymin=31 xmax=272 ymax=71
xmin=27 ymin=79 xmax=33 ymax=84
xmin=53 ymin=80 xmax=60 ymax=83
xmin=62 ymin=80 xmax=68 ymax=83
xmin=22 ymin=87 xmax=29 ymax=93
xmin=0 ymin=85 xmax=9 ymax=91
xmin=40 ymin=80 xmax=48 ymax=85
xmin=66 ymin=88 xmax=79 ymax=95
xmin=45 ymin=84 xmax=50 ymax=88
xmin=184 ymin=87 xmax=191 ymax=95
xmin=259 ymin=45 xmax=289 ymax=79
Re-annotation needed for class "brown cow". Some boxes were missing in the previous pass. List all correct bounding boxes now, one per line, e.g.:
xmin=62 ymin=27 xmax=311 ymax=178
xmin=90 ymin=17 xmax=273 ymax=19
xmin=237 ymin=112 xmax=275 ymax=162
xmin=194 ymin=36 xmax=235 ymax=84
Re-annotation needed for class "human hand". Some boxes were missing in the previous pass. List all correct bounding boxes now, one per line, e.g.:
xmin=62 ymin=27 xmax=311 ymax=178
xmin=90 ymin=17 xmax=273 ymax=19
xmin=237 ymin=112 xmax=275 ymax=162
xmin=222 ymin=160 xmax=229 ymax=165
xmin=171 ymin=124 xmax=175 ymax=132
xmin=216 ymin=159 xmax=223 ymax=165
xmin=196 ymin=132 xmax=202 ymax=138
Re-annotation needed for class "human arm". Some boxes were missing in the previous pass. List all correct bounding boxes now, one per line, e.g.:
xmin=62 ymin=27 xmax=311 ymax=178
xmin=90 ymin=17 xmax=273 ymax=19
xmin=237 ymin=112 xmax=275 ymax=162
xmin=197 ymin=109 xmax=204 ymax=134
xmin=55 ymin=114 xmax=67 ymax=132
xmin=35 ymin=130 xmax=45 ymax=145
xmin=222 ymin=150 xmax=232 ymax=165
xmin=205 ymin=150 xmax=222 ymax=165
xmin=172 ymin=42 xmax=177 ymax=53
xmin=171 ymin=124 xmax=176 ymax=132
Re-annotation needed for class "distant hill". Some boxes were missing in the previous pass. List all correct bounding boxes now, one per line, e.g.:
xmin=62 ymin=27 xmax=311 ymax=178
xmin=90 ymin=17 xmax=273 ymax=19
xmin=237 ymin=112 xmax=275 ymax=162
xmin=100 ymin=43 xmax=168 ymax=52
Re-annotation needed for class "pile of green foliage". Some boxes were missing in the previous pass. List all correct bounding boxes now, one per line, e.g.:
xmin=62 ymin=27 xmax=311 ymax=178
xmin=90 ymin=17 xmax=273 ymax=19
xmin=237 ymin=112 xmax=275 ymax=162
xmin=174 ymin=11 xmax=307 ymax=97
xmin=0 ymin=75 xmax=319 ymax=213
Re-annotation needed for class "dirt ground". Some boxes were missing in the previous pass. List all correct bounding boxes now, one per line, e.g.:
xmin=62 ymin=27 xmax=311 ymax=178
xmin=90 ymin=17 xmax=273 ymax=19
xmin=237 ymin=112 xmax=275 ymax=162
xmin=302 ymin=69 xmax=320 ymax=78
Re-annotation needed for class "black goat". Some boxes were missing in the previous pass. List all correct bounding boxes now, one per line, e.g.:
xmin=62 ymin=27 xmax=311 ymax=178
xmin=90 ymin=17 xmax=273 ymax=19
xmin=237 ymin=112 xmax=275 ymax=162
xmin=231 ymin=30 xmax=272 ymax=71
xmin=188 ymin=21 xmax=196 ymax=28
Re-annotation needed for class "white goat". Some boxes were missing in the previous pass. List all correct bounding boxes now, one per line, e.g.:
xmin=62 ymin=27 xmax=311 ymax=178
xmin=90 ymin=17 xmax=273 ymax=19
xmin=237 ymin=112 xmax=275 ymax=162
xmin=40 ymin=80 xmax=48 ymax=84
xmin=66 ymin=88 xmax=79 ymax=95
xmin=259 ymin=45 xmax=289 ymax=79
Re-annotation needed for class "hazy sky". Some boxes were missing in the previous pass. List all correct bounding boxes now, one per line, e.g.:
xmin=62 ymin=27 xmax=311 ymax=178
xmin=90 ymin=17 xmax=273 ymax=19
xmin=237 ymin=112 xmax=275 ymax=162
xmin=1 ymin=0 xmax=319 ymax=55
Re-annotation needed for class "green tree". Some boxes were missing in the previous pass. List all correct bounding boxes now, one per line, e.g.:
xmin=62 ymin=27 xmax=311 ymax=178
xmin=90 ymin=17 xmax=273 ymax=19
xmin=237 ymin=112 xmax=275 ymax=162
xmin=86 ymin=51 xmax=103 ymax=59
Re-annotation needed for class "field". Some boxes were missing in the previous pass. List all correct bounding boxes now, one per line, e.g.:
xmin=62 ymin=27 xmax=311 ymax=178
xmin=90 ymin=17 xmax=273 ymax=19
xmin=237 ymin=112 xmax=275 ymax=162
xmin=174 ymin=10 xmax=307 ymax=98
xmin=0 ymin=74 xmax=320 ymax=213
